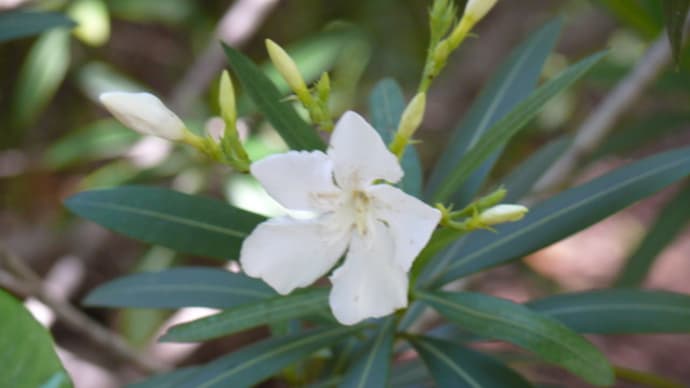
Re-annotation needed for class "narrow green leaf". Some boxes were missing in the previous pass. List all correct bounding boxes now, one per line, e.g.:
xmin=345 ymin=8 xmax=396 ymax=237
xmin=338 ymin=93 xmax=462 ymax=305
xmin=427 ymin=19 xmax=562 ymax=204
xmin=528 ymin=289 xmax=690 ymax=334
xmin=501 ymin=136 xmax=572 ymax=202
xmin=128 ymin=366 xmax=202 ymax=388
xmin=432 ymin=52 xmax=605 ymax=203
xmin=435 ymin=145 xmax=690 ymax=285
xmin=389 ymin=358 xmax=430 ymax=387
xmin=161 ymin=288 xmax=328 ymax=342
xmin=83 ymin=267 xmax=273 ymax=308
xmin=410 ymin=336 xmax=532 ymax=388
xmin=176 ymin=326 xmax=362 ymax=388
xmin=223 ymin=44 xmax=326 ymax=151
xmin=368 ymin=78 xmax=422 ymax=197
xmin=663 ymin=0 xmax=690 ymax=66
xmin=13 ymin=28 xmax=71 ymax=127
xmin=0 ymin=290 xmax=72 ymax=388
xmin=417 ymin=291 xmax=614 ymax=386
xmin=0 ymin=10 xmax=74 ymax=43
xmin=339 ymin=318 xmax=395 ymax=388
xmin=65 ymin=186 xmax=265 ymax=260
xmin=616 ymin=182 xmax=690 ymax=286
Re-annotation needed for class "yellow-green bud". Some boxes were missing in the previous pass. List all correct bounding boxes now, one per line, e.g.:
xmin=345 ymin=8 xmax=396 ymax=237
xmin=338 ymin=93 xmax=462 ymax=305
xmin=398 ymin=92 xmax=427 ymax=138
xmin=265 ymin=39 xmax=310 ymax=100
xmin=479 ymin=204 xmax=527 ymax=225
xmin=219 ymin=70 xmax=237 ymax=126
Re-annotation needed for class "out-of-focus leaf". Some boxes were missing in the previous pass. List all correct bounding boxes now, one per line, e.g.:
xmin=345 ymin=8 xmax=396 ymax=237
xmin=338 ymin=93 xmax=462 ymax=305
xmin=339 ymin=318 xmax=395 ymax=388
xmin=13 ymin=28 xmax=71 ymax=127
xmin=0 ymin=10 xmax=74 ymax=43
xmin=128 ymin=366 xmax=202 ymax=388
xmin=598 ymin=0 xmax=663 ymax=38
xmin=175 ymin=326 xmax=362 ymax=388
xmin=368 ymin=78 xmax=422 ymax=197
xmin=389 ymin=358 xmax=430 ymax=387
xmin=410 ymin=336 xmax=532 ymax=388
xmin=76 ymin=62 xmax=145 ymax=100
xmin=0 ymin=290 xmax=72 ymax=388
xmin=431 ymin=52 xmax=605 ymax=203
xmin=65 ymin=186 xmax=264 ymax=260
xmin=83 ymin=267 xmax=273 ymax=308
xmin=161 ymin=289 xmax=328 ymax=342
xmin=108 ymin=0 xmax=195 ymax=24
xmin=44 ymin=119 xmax=138 ymax=169
xmin=529 ymin=289 xmax=690 ymax=334
xmin=417 ymin=291 xmax=614 ymax=386
xmin=662 ymin=0 xmax=690 ymax=66
xmin=434 ymin=145 xmax=690 ymax=286
xmin=502 ymin=136 xmax=572 ymax=202
xmin=427 ymin=19 xmax=562 ymax=205
xmin=223 ymin=44 xmax=326 ymax=151
xmin=616 ymin=182 xmax=690 ymax=286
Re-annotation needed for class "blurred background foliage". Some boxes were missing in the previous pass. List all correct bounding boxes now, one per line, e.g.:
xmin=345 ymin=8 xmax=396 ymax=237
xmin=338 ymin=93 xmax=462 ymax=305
xmin=2 ymin=0 xmax=690 ymax=386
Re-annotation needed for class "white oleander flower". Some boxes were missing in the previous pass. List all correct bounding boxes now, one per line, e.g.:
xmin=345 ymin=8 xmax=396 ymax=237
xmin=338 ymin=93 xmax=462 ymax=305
xmin=240 ymin=111 xmax=441 ymax=325
xmin=99 ymin=92 xmax=186 ymax=140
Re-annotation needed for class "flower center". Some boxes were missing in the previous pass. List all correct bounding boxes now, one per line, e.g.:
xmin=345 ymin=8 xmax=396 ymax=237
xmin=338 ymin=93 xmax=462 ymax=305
xmin=352 ymin=190 xmax=371 ymax=235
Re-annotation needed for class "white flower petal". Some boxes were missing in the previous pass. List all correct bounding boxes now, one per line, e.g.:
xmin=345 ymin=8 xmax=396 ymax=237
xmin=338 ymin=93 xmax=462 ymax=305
xmin=329 ymin=222 xmax=408 ymax=325
xmin=99 ymin=92 xmax=185 ymax=140
xmin=240 ymin=216 xmax=349 ymax=295
xmin=328 ymin=111 xmax=403 ymax=189
xmin=251 ymin=151 xmax=341 ymax=212
xmin=369 ymin=185 xmax=441 ymax=271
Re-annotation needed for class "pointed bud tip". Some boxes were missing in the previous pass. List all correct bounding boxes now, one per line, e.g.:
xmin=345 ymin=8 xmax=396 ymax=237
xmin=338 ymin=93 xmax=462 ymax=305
xmin=98 ymin=91 xmax=185 ymax=140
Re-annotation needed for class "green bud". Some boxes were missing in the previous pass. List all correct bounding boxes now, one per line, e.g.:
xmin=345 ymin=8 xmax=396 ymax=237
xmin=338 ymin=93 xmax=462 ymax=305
xmin=265 ymin=39 xmax=311 ymax=103
xmin=219 ymin=70 xmax=237 ymax=126
xmin=478 ymin=204 xmax=527 ymax=225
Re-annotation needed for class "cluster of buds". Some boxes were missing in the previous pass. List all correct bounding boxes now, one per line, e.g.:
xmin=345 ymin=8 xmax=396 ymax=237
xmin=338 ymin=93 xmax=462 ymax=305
xmin=99 ymin=72 xmax=251 ymax=172
xmin=436 ymin=187 xmax=527 ymax=232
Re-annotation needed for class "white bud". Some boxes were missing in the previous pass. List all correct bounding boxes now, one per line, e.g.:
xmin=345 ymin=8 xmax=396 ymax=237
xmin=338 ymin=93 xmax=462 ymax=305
xmin=479 ymin=204 xmax=527 ymax=225
xmin=99 ymin=92 xmax=186 ymax=140
xmin=464 ymin=0 xmax=498 ymax=22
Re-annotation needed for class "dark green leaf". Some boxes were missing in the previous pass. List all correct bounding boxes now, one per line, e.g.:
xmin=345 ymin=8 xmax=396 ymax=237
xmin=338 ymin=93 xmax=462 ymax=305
xmin=83 ymin=267 xmax=273 ymax=308
xmin=598 ymin=0 xmax=663 ymax=38
xmin=616 ymin=182 xmax=690 ymax=286
xmin=223 ymin=44 xmax=326 ymax=151
xmin=368 ymin=78 xmax=423 ymax=197
xmin=410 ymin=336 xmax=532 ymax=388
xmin=161 ymin=288 xmax=328 ymax=342
xmin=65 ymin=186 xmax=264 ymax=260
xmin=427 ymin=19 xmax=562 ymax=204
xmin=0 ymin=11 xmax=74 ymax=43
xmin=176 ymin=325 xmax=362 ymax=388
xmin=339 ymin=318 xmax=395 ymax=388
xmin=0 ymin=290 xmax=71 ymax=388
xmin=389 ymin=358 xmax=430 ymax=387
xmin=434 ymin=145 xmax=690 ymax=286
xmin=662 ymin=0 xmax=690 ymax=66
xmin=417 ymin=291 xmax=614 ymax=386
xmin=502 ymin=136 xmax=572 ymax=202
xmin=128 ymin=366 xmax=202 ymax=388
xmin=431 ymin=52 xmax=605 ymax=203
xmin=529 ymin=289 xmax=690 ymax=334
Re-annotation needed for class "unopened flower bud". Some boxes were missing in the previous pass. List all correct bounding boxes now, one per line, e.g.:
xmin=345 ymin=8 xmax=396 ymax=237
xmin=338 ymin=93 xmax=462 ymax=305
xmin=398 ymin=92 xmax=426 ymax=138
xmin=219 ymin=70 xmax=237 ymax=126
xmin=99 ymin=92 xmax=185 ymax=140
xmin=479 ymin=204 xmax=527 ymax=225
xmin=265 ymin=39 xmax=309 ymax=99
xmin=464 ymin=0 xmax=498 ymax=23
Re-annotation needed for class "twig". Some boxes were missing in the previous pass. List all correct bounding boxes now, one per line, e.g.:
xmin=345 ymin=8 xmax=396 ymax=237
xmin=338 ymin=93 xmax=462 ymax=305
xmin=169 ymin=0 xmax=281 ymax=114
xmin=0 ymin=245 xmax=168 ymax=374
xmin=534 ymin=35 xmax=671 ymax=194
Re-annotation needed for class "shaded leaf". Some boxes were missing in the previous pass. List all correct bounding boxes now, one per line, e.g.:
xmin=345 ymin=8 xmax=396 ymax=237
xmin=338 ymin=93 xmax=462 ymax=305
xmin=0 ymin=10 xmax=74 ymax=43
xmin=417 ymin=291 xmax=614 ymax=386
xmin=434 ymin=145 xmax=690 ymax=285
xmin=431 ymin=52 xmax=605 ymax=203
xmin=223 ymin=44 xmax=325 ymax=151
xmin=65 ymin=186 xmax=264 ymax=260
xmin=529 ymin=289 xmax=690 ymax=334
xmin=368 ymin=78 xmax=423 ymax=197
xmin=128 ymin=366 xmax=202 ymax=388
xmin=0 ymin=290 xmax=71 ymax=388
xmin=427 ymin=19 xmax=562 ymax=205
xmin=339 ymin=318 xmax=395 ymax=388
xmin=662 ymin=0 xmax=690 ymax=66
xmin=161 ymin=288 xmax=328 ymax=342
xmin=410 ymin=336 xmax=532 ymax=388
xmin=83 ymin=267 xmax=273 ymax=308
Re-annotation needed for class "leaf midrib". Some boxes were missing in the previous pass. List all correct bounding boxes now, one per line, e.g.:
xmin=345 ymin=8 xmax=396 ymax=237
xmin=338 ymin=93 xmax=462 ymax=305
xmin=414 ymin=339 xmax=482 ymax=388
